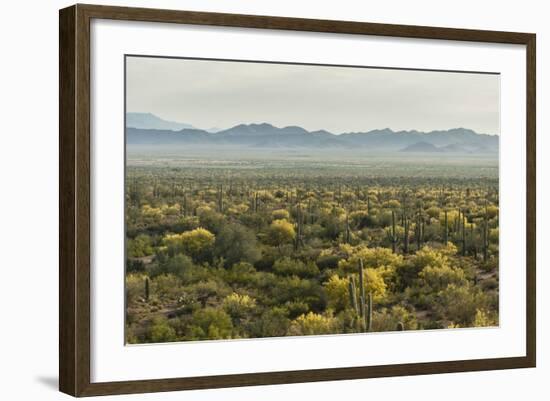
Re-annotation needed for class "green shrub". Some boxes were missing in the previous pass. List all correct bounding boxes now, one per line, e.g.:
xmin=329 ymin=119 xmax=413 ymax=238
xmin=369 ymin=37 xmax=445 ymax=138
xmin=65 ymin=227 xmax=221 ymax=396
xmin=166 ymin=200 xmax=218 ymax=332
xmin=222 ymin=293 xmax=256 ymax=318
xmin=287 ymin=312 xmax=338 ymax=336
xmin=127 ymin=234 xmax=153 ymax=258
xmin=254 ymin=307 xmax=291 ymax=338
xmin=149 ymin=317 xmax=178 ymax=343
xmin=214 ymin=223 xmax=261 ymax=267
xmin=186 ymin=308 xmax=233 ymax=340
xmin=273 ymin=257 xmax=320 ymax=278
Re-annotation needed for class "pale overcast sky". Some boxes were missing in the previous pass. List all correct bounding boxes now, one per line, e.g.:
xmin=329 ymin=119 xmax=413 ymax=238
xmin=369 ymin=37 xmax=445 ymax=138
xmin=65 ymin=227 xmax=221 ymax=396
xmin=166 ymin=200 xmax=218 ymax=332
xmin=126 ymin=56 xmax=500 ymax=135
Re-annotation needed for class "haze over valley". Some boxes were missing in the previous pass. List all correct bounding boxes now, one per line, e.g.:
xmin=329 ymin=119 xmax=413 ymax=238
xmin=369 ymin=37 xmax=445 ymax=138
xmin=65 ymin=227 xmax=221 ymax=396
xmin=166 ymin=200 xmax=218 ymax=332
xmin=127 ymin=113 xmax=499 ymax=155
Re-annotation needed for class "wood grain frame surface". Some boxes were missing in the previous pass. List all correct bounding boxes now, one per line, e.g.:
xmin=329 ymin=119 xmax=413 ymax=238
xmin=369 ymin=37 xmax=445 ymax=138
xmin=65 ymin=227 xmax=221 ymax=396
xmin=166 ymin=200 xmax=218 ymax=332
xmin=59 ymin=3 xmax=536 ymax=397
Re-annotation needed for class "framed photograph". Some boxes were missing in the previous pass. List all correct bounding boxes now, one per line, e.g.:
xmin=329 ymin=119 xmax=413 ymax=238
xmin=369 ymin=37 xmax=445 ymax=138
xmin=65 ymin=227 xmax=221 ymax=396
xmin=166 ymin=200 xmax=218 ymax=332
xmin=59 ymin=4 xmax=536 ymax=397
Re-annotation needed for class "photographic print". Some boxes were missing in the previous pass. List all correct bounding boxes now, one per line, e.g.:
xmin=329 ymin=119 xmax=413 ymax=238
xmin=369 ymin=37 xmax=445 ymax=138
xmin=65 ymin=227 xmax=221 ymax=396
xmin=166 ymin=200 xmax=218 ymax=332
xmin=124 ymin=56 xmax=500 ymax=344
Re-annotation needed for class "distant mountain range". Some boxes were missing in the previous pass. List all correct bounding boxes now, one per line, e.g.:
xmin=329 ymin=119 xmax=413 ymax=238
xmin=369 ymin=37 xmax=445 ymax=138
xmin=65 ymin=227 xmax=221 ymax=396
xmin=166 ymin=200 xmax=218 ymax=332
xmin=126 ymin=114 xmax=499 ymax=154
xmin=126 ymin=112 xmax=196 ymax=131
xmin=127 ymin=112 xmax=221 ymax=133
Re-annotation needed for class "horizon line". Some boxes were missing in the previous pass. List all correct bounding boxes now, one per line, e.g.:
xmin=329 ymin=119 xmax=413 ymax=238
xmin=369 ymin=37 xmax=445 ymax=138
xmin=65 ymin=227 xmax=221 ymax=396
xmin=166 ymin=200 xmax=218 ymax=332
xmin=126 ymin=112 xmax=500 ymax=137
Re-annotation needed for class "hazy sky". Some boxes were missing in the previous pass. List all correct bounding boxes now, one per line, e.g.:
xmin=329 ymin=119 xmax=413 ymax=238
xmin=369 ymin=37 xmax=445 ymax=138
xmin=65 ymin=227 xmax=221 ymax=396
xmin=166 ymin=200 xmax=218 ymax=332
xmin=126 ymin=56 xmax=500 ymax=135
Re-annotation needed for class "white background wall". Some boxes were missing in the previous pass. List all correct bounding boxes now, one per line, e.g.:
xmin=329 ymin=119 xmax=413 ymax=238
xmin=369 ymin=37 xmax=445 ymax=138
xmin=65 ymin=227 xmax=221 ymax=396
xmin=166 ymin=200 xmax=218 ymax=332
xmin=0 ymin=0 xmax=546 ymax=399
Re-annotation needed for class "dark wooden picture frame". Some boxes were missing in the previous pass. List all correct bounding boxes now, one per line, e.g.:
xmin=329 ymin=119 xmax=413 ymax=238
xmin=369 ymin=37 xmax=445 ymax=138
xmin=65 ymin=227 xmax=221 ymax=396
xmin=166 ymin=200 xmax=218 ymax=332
xmin=59 ymin=3 xmax=536 ymax=397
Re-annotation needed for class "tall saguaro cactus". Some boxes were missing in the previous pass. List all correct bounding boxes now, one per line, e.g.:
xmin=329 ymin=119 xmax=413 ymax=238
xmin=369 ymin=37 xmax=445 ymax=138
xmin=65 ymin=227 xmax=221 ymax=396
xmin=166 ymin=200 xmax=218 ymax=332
xmin=294 ymin=203 xmax=304 ymax=250
xmin=444 ymin=209 xmax=448 ymax=244
xmin=359 ymin=259 xmax=366 ymax=325
xmin=348 ymin=265 xmax=372 ymax=333
xmin=483 ymin=203 xmax=489 ymax=262
xmin=415 ymin=207 xmax=423 ymax=251
xmin=344 ymin=210 xmax=351 ymax=244
xmin=153 ymin=181 xmax=160 ymax=199
xmin=388 ymin=210 xmax=398 ymax=253
xmin=367 ymin=195 xmax=371 ymax=215
xmin=182 ymin=193 xmax=188 ymax=217
xmin=403 ymin=213 xmax=410 ymax=254
xmin=129 ymin=177 xmax=141 ymax=207
xmin=251 ymin=192 xmax=259 ymax=213
xmin=217 ymin=184 xmax=224 ymax=213
xmin=348 ymin=276 xmax=358 ymax=314
xmin=461 ymin=212 xmax=467 ymax=257
xmin=470 ymin=222 xmax=476 ymax=259
xmin=366 ymin=292 xmax=373 ymax=332
xmin=346 ymin=259 xmax=372 ymax=333
xmin=144 ymin=277 xmax=150 ymax=302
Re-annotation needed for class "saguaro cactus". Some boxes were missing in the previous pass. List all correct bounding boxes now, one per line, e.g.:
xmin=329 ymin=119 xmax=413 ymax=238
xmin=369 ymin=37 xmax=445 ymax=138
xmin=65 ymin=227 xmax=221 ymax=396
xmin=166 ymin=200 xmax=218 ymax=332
xmin=348 ymin=276 xmax=358 ymax=315
xmin=294 ymin=203 xmax=304 ymax=250
xmin=345 ymin=210 xmax=351 ymax=244
xmin=251 ymin=192 xmax=259 ymax=213
xmin=367 ymin=196 xmax=371 ymax=215
xmin=129 ymin=177 xmax=141 ymax=206
xmin=444 ymin=209 xmax=448 ymax=244
xmin=403 ymin=213 xmax=410 ymax=254
xmin=483 ymin=204 xmax=489 ymax=262
xmin=359 ymin=259 xmax=366 ymax=324
xmin=366 ymin=292 xmax=373 ymax=332
xmin=416 ymin=208 xmax=422 ymax=251
xmin=421 ymin=216 xmax=425 ymax=242
xmin=349 ymin=259 xmax=373 ymax=332
xmin=461 ymin=212 xmax=467 ymax=256
xmin=182 ymin=193 xmax=188 ymax=217
xmin=144 ymin=277 xmax=150 ymax=302
xmin=388 ymin=210 xmax=398 ymax=253
xmin=217 ymin=184 xmax=224 ymax=213
xmin=470 ymin=222 xmax=477 ymax=259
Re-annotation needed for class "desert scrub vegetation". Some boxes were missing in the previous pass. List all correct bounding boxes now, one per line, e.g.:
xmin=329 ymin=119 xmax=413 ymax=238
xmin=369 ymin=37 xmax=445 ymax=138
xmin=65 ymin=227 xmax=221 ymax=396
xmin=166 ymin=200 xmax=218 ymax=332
xmin=125 ymin=161 xmax=499 ymax=343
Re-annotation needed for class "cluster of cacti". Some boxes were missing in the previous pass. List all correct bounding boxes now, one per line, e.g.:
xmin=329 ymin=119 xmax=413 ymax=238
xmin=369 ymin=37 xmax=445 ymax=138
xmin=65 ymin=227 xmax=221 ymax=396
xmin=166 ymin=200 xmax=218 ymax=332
xmin=454 ymin=208 xmax=461 ymax=233
xmin=250 ymin=191 xmax=260 ymax=213
xmin=126 ymin=163 xmax=500 ymax=344
xmin=348 ymin=259 xmax=373 ymax=332
xmin=132 ymin=175 xmax=497 ymax=265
